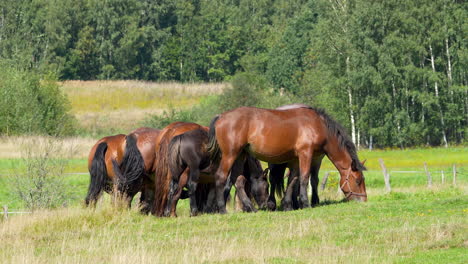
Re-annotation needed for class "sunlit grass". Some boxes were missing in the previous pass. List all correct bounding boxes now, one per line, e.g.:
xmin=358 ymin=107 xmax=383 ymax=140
xmin=0 ymin=187 xmax=466 ymax=263
xmin=60 ymin=80 xmax=227 ymax=135
xmin=61 ymin=80 xmax=226 ymax=113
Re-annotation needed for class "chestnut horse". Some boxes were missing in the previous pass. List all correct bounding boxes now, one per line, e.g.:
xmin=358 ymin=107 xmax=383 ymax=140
xmin=166 ymin=128 xmax=269 ymax=216
xmin=85 ymin=127 xmax=160 ymax=212
xmin=208 ymin=105 xmax=367 ymax=213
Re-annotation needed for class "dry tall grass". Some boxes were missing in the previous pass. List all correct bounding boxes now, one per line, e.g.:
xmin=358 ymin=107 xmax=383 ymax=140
xmin=61 ymin=80 xmax=226 ymax=113
xmin=0 ymin=136 xmax=94 ymax=159
xmin=61 ymin=80 xmax=227 ymax=134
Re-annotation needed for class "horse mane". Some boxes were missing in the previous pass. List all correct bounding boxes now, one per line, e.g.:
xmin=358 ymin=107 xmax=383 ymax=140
xmin=293 ymin=105 xmax=366 ymax=172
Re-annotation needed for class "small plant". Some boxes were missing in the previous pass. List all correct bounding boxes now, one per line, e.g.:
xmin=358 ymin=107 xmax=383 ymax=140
xmin=10 ymin=137 xmax=76 ymax=210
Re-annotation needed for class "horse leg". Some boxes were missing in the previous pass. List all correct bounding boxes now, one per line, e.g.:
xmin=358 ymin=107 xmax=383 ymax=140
xmin=188 ymin=167 xmax=201 ymax=217
xmin=298 ymin=152 xmax=313 ymax=209
xmin=282 ymin=176 xmax=298 ymax=211
xmin=167 ymin=168 xmax=189 ymax=217
xmin=139 ymin=181 xmax=154 ymax=214
xmin=267 ymin=163 xmax=287 ymax=211
xmin=205 ymin=185 xmax=216 ymax=213
xmin=235 ymin=175 xmax=257 ymax=212
xmin=214 ymin=155 xmax=238 ymax=214
xmin=310 ymin=160 xmax=322 ymax=207
xmin=290 ymin=170 xmax=301 ymax=210
xmin=282 ymin=168 xmax=297 ymax=211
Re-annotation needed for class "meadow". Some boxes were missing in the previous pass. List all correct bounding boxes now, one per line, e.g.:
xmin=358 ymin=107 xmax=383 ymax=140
xmin=0 ymin=81 xmax=466 ymax=263
xmin=60 ymin=80 xmax=226 ymax=135
xmin=0 ymin=145 xmax=466 ymax=263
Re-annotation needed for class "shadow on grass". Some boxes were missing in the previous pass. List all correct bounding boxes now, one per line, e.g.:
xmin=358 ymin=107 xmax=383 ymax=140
xmin=269 ymin=198 xmax=347 ymax=212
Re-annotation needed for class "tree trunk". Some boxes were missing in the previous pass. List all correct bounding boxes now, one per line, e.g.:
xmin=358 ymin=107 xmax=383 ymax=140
xmin=429 ymin=44 xmax=448 ymax=147
xmin=346 ymin=56 xmax=356 ymax=144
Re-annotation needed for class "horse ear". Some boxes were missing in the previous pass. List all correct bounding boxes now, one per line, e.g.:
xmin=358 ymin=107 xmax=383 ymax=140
xmin=262 ymin=168 xmax=269 ymax=179
xmin=361 ymin=159 xmax=367 ymax=166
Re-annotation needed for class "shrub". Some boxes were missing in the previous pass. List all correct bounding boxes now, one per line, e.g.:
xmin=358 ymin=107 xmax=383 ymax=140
xmin=10 ymin=137 xmax=75 ymax=210
xmin=0 ymin=64 xmax=76 ymax=136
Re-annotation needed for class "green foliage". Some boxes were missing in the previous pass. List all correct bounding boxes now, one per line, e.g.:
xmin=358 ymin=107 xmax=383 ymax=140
xmin=9 ymin=138 xmax=72 ymax=210
xmin=0 ymin=0 xmax=466 ymax=146
xmin=0 ymin=64 xmax=75 ymax=136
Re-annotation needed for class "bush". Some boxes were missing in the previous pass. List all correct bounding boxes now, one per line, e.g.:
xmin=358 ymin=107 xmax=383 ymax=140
xmin=10 ymin=137 xmax=75 ymax=210
xmin=0 ymin=64 xmax=76 ymax=136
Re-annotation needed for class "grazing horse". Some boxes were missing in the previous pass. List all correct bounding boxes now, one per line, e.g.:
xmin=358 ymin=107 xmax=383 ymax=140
xmin=152 ymin=122 xmax=207 ymax=216
xmin=267 ymin=104 xmax=324 ymax=211
xmin=166 ymin=128 xmax=269 ymax=216
xmin=208 ymin=105 xmax=367 ymax=213
xmin=85 ymin=127 xmax=160 ymax=212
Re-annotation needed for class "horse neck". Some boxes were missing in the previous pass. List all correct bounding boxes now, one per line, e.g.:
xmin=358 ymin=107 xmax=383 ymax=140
xmin=323 ymin=136 xmax=352 ymax=176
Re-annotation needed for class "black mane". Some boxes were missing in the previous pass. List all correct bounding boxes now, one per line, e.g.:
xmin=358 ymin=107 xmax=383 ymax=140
xmin=295 ymin=105 xmax=366 ymax=172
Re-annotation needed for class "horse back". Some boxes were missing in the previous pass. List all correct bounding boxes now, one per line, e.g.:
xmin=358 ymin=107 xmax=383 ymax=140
xmin=217 ymin=107 xmax=327 ymax=162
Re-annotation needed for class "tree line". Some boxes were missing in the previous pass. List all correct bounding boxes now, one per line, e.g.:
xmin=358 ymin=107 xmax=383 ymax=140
xmin=0 ymin=0 xmax=466 ymax=147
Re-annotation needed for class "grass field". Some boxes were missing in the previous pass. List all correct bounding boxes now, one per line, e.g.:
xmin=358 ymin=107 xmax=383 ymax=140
xmin=0 ymin=146 xmax=466 ymax=263
xmin=61 ymin=80 xmax=226 ymax=135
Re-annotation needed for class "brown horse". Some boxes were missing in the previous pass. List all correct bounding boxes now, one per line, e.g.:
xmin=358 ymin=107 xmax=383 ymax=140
xmin=208 ymin=105 xmax=367 ymax=213
xmin=152 ymin=122 xmax=206 ymax=216
xmin=166 ymin=128 xmax=269 ymax=216
xmin=152 ymin=122 xmax=270 ymax=217
xmin=85 ymin=127 xmax=160 ymax=212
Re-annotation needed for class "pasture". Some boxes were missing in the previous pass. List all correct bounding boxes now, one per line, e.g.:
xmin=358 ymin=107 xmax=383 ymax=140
xmin=0 ymin=146 xmax=466 ymax=263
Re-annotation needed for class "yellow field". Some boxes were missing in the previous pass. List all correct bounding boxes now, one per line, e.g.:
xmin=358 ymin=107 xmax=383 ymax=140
xmin=60 ymin=80 xmax=226 ymax=134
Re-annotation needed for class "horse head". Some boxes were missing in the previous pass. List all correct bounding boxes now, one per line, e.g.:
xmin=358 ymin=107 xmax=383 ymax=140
xmin=340 ymin=160 xmax=367 ymax=202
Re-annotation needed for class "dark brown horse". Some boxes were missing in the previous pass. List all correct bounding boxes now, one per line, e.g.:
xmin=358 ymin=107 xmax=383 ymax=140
xmin=208 ymin=105 xmax=367 ymax=213
xmin=152 ymin=122 xmax=270 ymax=217
xmin=166 ymin=128 xmax=269 ymax=216
xmin=85 ymin=127 xmax=160 ymax=212
xmin=152 ymin=122 xmax=206 ymax=216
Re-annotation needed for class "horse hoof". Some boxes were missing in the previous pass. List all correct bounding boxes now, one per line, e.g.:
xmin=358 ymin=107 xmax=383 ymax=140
xmin=281 ymin=201 xmax=293 ymax=211
xmin=267 ymin=201 xmax=276 ymax=211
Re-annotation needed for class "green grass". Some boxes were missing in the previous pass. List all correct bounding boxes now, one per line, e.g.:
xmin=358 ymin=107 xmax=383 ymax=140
xmin=0 ymin=146 xmax=466 ymax=209
xmin=0 ymin=147 xmax=466 ymax=263
xmin=0 ymin=187 xmax=466 ymax=263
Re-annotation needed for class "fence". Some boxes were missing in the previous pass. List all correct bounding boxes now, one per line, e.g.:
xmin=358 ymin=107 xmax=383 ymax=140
xmin=320 ymin=161 xmax=461 ymax=193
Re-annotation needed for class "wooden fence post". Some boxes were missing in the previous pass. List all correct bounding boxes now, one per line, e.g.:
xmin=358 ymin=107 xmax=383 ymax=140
xmin=452 ymin=164 xmax=457 ymax=186
xmin=379 ymin=159 xmax=391 ymax=192
xmin=3 ymin=206 xmax=7 ymax=220
xmin=321 ymin=172 xmax=330 ymax=191
xmin=441 ymin=170 xmax=445 ymax=184
xmin=424 ymin=163 xmax=432 ymax=188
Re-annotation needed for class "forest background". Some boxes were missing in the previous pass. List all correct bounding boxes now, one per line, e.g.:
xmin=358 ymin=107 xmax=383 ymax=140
xmin=0 ymin=0 xmax=466 ymax=148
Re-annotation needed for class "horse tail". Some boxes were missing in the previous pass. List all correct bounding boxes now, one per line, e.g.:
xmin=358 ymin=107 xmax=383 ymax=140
xmin=153 ymin=131 xmax=175 ymax=216
xmin=207 ymin=115 xmax=220 ymax=162
xmin=168 ymin=134 xmax=184 ymax=183
xmin=269 ymin=163 xmax=287 ymax=198
xmin=118 ymin=134 xmax=145 ymax=195
xmin=85 ymin=142 xmax=108 ymax=206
